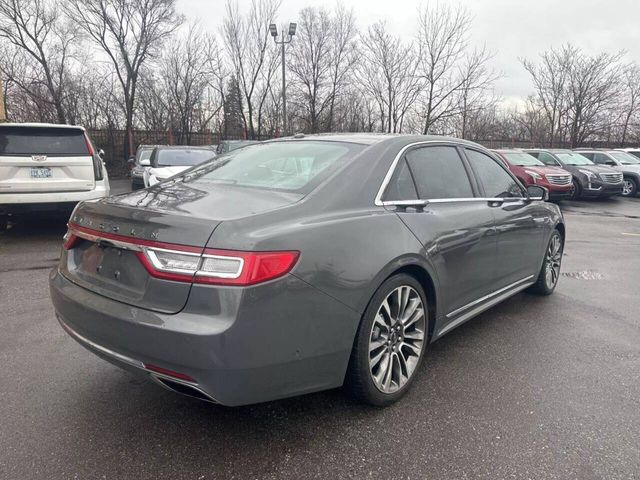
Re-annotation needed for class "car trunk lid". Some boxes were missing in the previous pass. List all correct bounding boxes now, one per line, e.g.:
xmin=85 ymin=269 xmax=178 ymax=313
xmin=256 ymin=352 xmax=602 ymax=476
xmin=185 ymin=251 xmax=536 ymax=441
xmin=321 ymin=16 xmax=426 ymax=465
xmin=60 ymin=181 xmax=303 ymax=313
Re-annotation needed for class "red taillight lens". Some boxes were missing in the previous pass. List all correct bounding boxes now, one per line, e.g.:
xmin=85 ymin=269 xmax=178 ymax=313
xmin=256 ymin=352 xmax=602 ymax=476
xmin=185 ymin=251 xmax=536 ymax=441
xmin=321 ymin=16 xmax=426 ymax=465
xmin=62 ymin=230 xmax=79 ymax=250
xmin=139 ymin=247 xmax=299 ymax=286
xmin=144 ymin=363 xmax=196 ymax=382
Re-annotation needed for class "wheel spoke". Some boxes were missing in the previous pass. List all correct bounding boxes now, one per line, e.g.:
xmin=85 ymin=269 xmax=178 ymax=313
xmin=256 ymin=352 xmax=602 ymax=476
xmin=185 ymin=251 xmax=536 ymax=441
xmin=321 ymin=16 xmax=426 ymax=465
xmin=369 ymin=285 xmax=427 ymax=394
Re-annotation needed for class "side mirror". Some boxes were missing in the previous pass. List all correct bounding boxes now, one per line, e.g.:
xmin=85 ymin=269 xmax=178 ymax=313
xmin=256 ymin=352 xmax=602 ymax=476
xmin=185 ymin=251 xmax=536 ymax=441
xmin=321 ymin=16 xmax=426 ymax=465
xmin=526 ymin=185 xmax=549 ymax=202
xmin=606 ymin=161 xmax=616 ymax=166
xmin=140 ymin=159 xmax=151 ymax=166
xmin=98 ymin=149 xmax=105 ymax=159
xmin=127 ymin=157 xmax=136 ymax=164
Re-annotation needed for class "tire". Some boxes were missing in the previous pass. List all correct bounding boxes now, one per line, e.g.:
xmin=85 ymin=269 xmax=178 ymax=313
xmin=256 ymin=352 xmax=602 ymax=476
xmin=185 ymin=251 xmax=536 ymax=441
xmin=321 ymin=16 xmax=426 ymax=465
xmin=0 ymin=215 xmax=8 ymax=231
xmin=570 ymin=179 xmax=581 ymax=200
xmin=528 ymin=230 xmax=563 ymax=296
xmin=345 ymin=273 xmax=428 ymax=406
xmin=621 ymin=177 xmax=638 ymax=197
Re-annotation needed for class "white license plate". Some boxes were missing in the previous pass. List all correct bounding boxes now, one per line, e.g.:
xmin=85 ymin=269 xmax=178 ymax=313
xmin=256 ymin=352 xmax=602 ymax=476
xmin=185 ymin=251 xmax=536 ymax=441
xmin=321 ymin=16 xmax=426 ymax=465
xmin=30 ymin=167 xmax=52 ymax=178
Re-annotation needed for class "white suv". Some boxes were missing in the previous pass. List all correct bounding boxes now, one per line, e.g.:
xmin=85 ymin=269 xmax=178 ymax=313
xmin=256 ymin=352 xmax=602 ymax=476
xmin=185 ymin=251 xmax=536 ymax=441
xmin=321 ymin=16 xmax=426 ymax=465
xmin=0 ymin=123 xmax=109 ymax=224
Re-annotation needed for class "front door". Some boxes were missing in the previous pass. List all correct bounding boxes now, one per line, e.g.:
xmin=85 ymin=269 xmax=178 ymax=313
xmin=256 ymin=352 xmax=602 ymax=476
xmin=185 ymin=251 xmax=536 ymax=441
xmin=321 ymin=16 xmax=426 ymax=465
xmin=464 ymin=148 xmax=546 ymax=288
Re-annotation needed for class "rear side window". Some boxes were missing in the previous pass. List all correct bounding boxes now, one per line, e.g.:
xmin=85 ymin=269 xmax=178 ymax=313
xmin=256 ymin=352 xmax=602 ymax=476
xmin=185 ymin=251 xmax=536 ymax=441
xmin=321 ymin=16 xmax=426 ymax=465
xmin=0 ymin=127 xmax=89 ymax=156
xmin=404 ymin=146 xmax=474 ymax=199
xmin=465 ymin=149 xmax=524 ymax=198
xmin=384 ymin=159 xmax=418 ymax=201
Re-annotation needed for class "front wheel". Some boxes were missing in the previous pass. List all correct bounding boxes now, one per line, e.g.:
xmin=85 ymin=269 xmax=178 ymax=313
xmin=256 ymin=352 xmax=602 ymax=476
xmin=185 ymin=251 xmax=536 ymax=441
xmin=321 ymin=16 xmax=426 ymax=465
xmin=529 ymin=230 xmax=563 ymax=295
xmin=570 ymin=179 xmax=581 ymax=200
xmin=345 ymin=274 xmax=428 ymax=406
xmin=622 ymin=177 xmax=638 ymax=197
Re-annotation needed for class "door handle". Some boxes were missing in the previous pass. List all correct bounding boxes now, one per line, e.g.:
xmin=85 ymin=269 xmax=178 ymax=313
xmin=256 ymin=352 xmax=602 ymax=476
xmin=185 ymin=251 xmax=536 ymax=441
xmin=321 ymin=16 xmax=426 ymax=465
xmin=487 ymin=199 xmax=503 ymax=207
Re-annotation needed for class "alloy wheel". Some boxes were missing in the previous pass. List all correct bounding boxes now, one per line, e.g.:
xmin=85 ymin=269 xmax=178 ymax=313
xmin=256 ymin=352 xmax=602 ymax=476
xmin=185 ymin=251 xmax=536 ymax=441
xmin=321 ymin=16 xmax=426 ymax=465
xmin=545 ymin=235 xmax=562 ymax=288
xmin=369 ymin=286 xmax=425 ymax=394
xmin=622 ymin=180 xmax=634 ymax=196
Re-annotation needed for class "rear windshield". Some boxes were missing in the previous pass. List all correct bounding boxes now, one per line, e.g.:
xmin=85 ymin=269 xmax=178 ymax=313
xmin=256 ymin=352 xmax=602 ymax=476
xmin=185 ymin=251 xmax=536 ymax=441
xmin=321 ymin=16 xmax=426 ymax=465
xmin=156 ymin=149 xmax=215 ymax=167
xmin=181 ymin=141 xmax=364 ymax=193
xmin=502 ymin=152 xmax=544 ymax=166
xmin=0 ymin=127 xmax=89 ymax=156
xmin=555 ymin=152 xmax=593 ymax=166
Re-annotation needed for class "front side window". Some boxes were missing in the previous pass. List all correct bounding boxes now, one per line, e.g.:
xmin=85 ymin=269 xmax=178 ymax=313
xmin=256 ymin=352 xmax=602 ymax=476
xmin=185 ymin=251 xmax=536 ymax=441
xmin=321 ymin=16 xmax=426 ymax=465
xmin=465 ymin=149 xmax=524 ymax=198
xmin=403 ymin=146 xmax=474 ymax=199
xmin=182 ymin=141 xmax=364 ymax=193
xmin=611 ymin=152 xmax=640 ymax=165
xmin=592 ymin=153 xmax=612 ymax=165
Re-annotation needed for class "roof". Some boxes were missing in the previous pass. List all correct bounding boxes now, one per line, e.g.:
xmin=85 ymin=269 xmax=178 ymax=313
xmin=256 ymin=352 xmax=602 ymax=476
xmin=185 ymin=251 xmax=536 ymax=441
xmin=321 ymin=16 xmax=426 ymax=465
xmin=154 ymin=145 xmax=215 ymax=150
xmin=267 ymin=132 xmax=490 ymax=148
xmin=0 ymin=122 xmax=86 ymax=131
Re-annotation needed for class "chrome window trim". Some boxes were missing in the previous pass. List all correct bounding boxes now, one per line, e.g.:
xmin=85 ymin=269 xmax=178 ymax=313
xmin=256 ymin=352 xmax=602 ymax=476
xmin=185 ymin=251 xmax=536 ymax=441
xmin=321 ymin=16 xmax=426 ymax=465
xmin=374 ymin=140 xmax=451 ymax=206
xmin=374 ymin=141 xmax=528 ymax=206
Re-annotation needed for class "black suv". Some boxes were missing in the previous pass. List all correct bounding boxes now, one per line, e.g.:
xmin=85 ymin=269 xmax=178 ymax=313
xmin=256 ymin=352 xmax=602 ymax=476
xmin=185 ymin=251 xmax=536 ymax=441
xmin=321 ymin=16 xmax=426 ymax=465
xmin=525 ymin=149 xmax=623 ymax=200
xmin=575 ymin=149 xmax=640 ymax=197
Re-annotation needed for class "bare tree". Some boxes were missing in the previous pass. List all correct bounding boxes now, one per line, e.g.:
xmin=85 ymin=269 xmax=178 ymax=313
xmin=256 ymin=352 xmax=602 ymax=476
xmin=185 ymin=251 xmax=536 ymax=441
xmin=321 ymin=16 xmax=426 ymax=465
xmin=619 ymin=63 xmax=640 ymax=144
xmin=66 ymin=0 xmax=182 ymax=157
xmin=358 ymin=21 xmax=420 ymax=133
xmin=222 ymin=0 xmax=281 ymax=139
xmin=416 ymin=2 xmax=470 ymax=134
xmin=0 ymin=0 xmax=78 ymax=123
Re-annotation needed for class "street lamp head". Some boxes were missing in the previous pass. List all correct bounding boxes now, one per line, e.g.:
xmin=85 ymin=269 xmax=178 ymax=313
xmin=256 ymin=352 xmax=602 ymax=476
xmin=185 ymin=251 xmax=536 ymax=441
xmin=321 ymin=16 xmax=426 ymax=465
xmin=288 ymin=22 xmax=297 ymax=36
xmin=269 ymin=23 xmax=278 ymax=37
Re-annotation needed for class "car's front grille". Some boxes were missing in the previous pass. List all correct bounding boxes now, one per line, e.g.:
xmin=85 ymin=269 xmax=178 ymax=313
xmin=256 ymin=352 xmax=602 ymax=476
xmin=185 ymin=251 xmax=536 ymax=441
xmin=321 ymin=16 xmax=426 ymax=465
xmin=545 ymin=174 xmax=572 ymax=186
xmin=599 ymin=172 xmax=623 ymax=184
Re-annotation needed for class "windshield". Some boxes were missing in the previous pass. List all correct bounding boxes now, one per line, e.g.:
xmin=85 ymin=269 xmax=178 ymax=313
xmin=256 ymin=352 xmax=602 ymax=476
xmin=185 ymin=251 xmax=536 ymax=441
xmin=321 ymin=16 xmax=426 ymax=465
xmin=503 ymin=152 xmax=544 ymax=166
xmin=611 ymin=152 xmax=640 ymax=165
xmin=157 ymin=149 xmax=214 ymax=167
xmin=556 ymin=152 xmax=594 ymax=166
xmin=181 ymin=141 xmax=364 ymax=193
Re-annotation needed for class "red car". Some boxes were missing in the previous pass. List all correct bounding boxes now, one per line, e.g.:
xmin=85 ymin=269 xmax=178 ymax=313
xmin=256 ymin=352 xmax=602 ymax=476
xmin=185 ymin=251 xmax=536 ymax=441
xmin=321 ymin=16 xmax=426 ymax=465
xmin=492 ymin=149 xmax=573 ymax=201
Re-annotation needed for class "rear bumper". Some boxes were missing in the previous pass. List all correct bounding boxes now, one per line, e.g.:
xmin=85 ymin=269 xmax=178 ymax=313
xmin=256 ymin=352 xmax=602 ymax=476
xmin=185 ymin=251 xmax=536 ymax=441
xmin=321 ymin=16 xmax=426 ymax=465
xmin=0 ymin=183 xmax=109 ymax=212
xmin=49 ymin=268 xmax=360 ymax=406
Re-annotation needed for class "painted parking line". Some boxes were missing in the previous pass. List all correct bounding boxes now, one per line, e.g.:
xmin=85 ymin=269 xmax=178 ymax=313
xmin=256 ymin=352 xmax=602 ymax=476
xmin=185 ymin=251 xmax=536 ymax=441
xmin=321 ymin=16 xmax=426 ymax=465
xmin=621 ymin=232 xmax=640 ymax=236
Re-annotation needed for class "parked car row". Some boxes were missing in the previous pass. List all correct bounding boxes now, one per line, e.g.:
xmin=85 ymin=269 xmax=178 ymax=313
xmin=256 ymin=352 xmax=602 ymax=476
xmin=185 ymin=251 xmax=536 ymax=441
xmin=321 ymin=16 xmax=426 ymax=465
xmin=491 ymin=147 xmax=640 ymax=200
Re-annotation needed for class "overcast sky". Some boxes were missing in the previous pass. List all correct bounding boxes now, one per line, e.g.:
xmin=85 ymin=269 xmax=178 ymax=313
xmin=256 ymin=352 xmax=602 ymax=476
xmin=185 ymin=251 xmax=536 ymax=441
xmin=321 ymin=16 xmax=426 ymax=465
xmin=179 ymin=0 xmax=640 ymax=108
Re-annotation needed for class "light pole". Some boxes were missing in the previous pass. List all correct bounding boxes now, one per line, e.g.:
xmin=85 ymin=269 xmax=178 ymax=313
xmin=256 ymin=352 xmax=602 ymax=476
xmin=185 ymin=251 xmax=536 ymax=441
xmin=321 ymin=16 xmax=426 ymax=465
xmin=269 ymin=22 xmax=296 ymax=136
xmin=0 ymin=73 xmax=6 ymax=122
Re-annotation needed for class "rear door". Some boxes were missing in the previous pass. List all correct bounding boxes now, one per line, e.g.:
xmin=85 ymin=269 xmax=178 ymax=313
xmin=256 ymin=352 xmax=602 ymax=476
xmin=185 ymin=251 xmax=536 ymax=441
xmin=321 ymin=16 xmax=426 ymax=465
xmin=464 ymin=148 xmax=546 ymax=288
xmin=0 ymin=126 xmax=95 ymax=193
xmin=384 ymin=144 xmax=498 ymax=317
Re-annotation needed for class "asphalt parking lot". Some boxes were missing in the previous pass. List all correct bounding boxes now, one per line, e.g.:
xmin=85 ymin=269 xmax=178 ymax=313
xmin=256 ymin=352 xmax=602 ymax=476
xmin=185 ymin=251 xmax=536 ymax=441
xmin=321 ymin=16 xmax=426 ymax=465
xmin=1 ymin=180 xmax=639 ymax=480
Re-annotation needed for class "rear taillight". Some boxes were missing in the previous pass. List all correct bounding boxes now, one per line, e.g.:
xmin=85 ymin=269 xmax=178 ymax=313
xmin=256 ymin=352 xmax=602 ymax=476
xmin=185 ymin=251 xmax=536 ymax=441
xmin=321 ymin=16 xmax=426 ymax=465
xmin=65 ymin=224 xmax=299 ymax=286
xmin=138 ymin=247 xmax=299 ymax=286
xmin=84 ymin=133 xmax=104 ymax=181
xmin=62 ymin=230 xmax=79 ymax=250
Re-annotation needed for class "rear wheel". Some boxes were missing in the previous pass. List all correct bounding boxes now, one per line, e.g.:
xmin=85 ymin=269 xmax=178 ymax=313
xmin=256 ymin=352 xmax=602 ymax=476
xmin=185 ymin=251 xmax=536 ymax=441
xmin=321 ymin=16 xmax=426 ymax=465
xmin=345 ymin=274 xmax=428 ymax=406
xmin=529 ymin=230 xmax=563 ymax=295
xmin=622 ymin=177 xmax=637 ymax=197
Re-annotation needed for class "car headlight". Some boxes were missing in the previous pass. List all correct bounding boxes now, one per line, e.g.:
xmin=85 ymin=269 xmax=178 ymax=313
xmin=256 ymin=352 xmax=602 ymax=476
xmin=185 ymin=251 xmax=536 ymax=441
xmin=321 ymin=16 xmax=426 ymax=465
xmin=524 ymin=170 xmax=542 ymax=182
xmin=132 ymin=166 xmax=144 ymax=175
xmin=579 ymin=169 xmax=597 ymax=180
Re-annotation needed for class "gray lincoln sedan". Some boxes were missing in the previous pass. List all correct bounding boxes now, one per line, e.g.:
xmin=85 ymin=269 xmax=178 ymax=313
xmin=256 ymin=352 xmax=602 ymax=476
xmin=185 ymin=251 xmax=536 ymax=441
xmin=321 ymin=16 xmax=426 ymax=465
xmin=50 ymin=134 xmax=565 ymax=406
